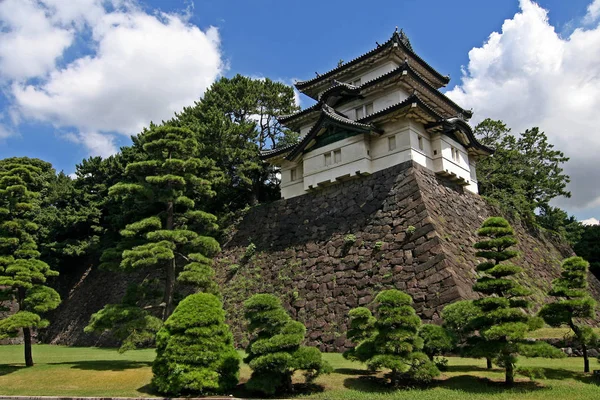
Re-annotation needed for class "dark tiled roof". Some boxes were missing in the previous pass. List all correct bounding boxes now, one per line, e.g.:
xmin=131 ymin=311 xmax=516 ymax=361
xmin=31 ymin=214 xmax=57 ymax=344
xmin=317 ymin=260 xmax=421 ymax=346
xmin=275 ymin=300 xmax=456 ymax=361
xmin=359 ymin=62 xmax=472 ymax=119
xmin=295 ymin=30 xmax=449 ymax=92
xmin=428 ymin=118 xmax=494 ymax=155
xmin=259 ymin=142 xmax=299 ymax=159
xmin=359 ymin=94 xmax=442 ymax=124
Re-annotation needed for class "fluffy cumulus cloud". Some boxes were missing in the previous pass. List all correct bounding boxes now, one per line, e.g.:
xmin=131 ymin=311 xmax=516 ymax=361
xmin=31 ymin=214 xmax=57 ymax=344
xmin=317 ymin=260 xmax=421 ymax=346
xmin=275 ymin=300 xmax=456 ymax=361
xmin=0 ymin=0 xmax=223 ymax=156
xmin=446 ymin=0 xmax=600 ymax=214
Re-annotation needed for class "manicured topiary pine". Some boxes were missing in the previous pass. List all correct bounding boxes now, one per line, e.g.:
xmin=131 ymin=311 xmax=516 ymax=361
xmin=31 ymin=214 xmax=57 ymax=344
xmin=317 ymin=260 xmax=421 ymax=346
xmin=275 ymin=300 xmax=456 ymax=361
xmin=440 ymin=300 xmax=492 ymax=368
xmin=344 ymin=290 xmax=439 ymax=386
xmin=86 ymin=125 xmax=222 ymax=350
xmin=0 ymin=158 xmax=61 ymax=367
xmin=539 ymin=256 xmax=597 ymax=372
xmin=151 ymin=293 xmax=240 ymax=396
xmin=419 ymin=324 xmax=456 ymax=362
xmin=470 ymin=217 xmax=563 ymax=384
xmin=243 ymin=294 xmax=330 ymax=395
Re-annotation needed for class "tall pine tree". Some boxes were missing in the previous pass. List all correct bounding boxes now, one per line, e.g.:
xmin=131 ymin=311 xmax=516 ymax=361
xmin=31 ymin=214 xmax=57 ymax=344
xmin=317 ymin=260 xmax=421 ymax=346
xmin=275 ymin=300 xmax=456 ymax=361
xmin=539 ymin=257 xmax=597 ymax=372
xmin=0 ymin=158 xmax=61 ymax=366
xmin=469 ymin=217 xmax=563 ymax=384
xmin=85 ymin=125 xmax=222 ymax=350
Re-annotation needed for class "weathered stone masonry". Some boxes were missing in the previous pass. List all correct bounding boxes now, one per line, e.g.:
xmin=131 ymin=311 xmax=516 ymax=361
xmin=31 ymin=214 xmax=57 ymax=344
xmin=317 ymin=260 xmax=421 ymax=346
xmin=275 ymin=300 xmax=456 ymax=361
xmin=218 ymin=160 xmax=600 ymax=352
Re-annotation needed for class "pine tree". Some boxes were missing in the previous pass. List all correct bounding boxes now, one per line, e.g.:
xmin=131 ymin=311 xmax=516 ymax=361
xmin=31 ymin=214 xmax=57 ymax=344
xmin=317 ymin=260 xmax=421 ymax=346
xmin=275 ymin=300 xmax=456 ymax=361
xmin=539 ymin=256 xmax=597 ymax=372
xmin=418 ymin=324 xmax=456 ymax=362
xmin=344 ymin=290 xmax=439 ymax=386
xmin=85 ymin=125 xmax=222 ymax=350
xmin=151 ymin=292 xmax=240 ymax=395
xmin=469 ymin=217 xmax=563 ymax=384
xmin=243 ymin=294 xmax=330 ymax=395
xmin=0 ymin=158 xmax=61 ymax=366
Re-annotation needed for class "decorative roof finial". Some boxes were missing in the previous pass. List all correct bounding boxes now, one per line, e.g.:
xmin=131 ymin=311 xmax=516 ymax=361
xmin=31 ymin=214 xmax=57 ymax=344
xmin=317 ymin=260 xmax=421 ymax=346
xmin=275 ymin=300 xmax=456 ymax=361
xmin=315 ymin=72 xmax=320 ymax=77
xmin=376 ymin=41 xmax=380 ymax=47
xmin=395 ymin=26 xmax=399 ymax=33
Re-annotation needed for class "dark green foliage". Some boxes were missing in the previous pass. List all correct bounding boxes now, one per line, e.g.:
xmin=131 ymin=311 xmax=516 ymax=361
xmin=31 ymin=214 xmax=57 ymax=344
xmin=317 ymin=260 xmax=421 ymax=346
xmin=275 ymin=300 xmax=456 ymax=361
xmin=85 ymin=125 xmax=222 ymax=349
xmin=474 ymin=119 xmax=571 ymax=234
xmin=151 ymin=293 xmax=239 ymax=396
xmin=466 ymin=217 xmax=564 ymax=384
xmin=170 ymin=75 xmax=300 ymax=214
xmin=418 ymin=324 xmax=456 ymax=361
xmin=441 ymin=300 xmax=482 ymax=340
xmin=243 ymin=294 xmax=330 ymax=395
xmin=345 ymin=290 xmax=439 ymax=386
xmin=574 ymin=225 xmax=600 ymax=275
xmin=539 ymin=256 xmax=597 ymax=372
xmin=0 ymin=158 xmax=61 ymax=366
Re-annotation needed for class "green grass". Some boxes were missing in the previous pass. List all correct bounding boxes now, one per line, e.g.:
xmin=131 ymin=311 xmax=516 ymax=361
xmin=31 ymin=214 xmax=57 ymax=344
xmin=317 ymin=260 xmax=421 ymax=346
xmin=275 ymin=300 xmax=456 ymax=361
xmin=526 ymin=327 xmax=600 ymax=339
xmin=1 ymin=345 xmax=600 ymax=399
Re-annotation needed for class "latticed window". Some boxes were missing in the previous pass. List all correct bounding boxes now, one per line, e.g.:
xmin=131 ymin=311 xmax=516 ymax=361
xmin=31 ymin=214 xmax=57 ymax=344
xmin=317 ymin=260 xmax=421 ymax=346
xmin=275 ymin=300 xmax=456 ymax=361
xmin=388 ymin=136 xmax=396 ymax=151
xmin=334 ymin=149 xmax=342 ymax=163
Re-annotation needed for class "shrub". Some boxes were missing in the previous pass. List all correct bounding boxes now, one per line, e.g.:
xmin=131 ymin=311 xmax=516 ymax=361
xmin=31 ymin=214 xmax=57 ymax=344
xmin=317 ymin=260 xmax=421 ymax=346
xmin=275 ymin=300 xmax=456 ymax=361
xmin=243 ymin=243 xmax=256 ymax=261
xmin=151 ymin=293 xmax=240 ymax=396
xmin=419 ymin=324 xmax=456 ymax=361
xmin=344 ymin=234 xmax=357 ymax=245
xmin=243 ymin=294 xmax=330 ymax=395
xmin=344 ymin=289 xmax=440 ymax=386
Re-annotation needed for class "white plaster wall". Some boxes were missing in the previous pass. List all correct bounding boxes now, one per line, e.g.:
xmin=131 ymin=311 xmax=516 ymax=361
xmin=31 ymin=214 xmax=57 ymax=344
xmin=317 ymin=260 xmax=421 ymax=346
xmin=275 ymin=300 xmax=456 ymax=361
xmin=281 ymin=180 xmax=305 ymax=199
xmin=338 ymin=88 xmax=409 ymax=120
xmin=361 ymin=61 xmax=399 ymax=83
xmin=430 ymin=133 xmax=478 ymax=192
xmin=302 ymin=134 xmax=371 ymax=189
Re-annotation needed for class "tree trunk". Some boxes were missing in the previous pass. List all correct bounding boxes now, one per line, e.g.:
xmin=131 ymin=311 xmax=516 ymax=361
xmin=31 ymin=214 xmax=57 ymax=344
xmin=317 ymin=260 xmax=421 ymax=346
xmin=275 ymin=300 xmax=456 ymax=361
xmin=505 ymin=361 xmax=514 ymax=385
xmin=163 ymin=200 xmax=176 ymax=320
xmin=583 ymin=342 xmax=590 ymax=373
xmin=23 ymin=327 xmax=34 ymax=367
xmin=486 ymin=357 xmax=493 ymax=369
xmin=428 ymin=353 xmax=434 ymax=362
xmin=17 ymin=288 xmax=34 ymax=367
xmin=571 ymin=322 xmax=590 ymax=373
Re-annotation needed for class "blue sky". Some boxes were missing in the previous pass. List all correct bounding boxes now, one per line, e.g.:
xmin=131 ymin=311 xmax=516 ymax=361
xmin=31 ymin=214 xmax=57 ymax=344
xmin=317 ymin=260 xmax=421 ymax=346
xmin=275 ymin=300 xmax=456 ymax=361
xmin=1 ymin=0 xmax=599 ymax=221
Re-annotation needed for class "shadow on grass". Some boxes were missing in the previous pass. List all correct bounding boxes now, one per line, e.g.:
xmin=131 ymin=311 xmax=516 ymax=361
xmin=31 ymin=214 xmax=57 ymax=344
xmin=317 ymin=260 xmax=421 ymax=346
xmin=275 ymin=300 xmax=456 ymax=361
xmin=539 ymin=367 xmax=600 ymax=386
xmin=343 ymin=374 xmax=547 ymax=394
xmin=230 ymin=382 xmax=325 ymax=399
xmin=334 ymin=367 xmax=374 ymax=376
xmin=0 ymin=365 xmax=25 ymax=376
xmin=446 ymin=364 xmax=494 ymax=373
xmin=49 ymin=360 xmax=152 ymax=371
xmin=138 ymin=382 xmax=326 ymax=399
xmin=437 ymin=375 xmax=546 ymax=393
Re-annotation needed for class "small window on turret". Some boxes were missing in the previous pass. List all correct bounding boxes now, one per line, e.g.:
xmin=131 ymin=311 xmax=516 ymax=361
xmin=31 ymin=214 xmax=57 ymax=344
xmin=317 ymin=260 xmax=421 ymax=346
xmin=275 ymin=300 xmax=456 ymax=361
xmin=418 ymin=136 xmax=424 ymax=151
xmin=290 ymin=168 xmax=297 ymax=181
xmin=388 ymin=136 xmax=396 ymax=151
xmin=334 ymin=149 xmax=342 ymax=163
xmin=324 ymin=153 xmax=332 ymax=166
xmin=365 ymin=103 xmax=373 ymax=116
xmin=352 ymin=78 xmax=361 ymax=86
xmin=355 ymin=107 xmax=364 ymax=119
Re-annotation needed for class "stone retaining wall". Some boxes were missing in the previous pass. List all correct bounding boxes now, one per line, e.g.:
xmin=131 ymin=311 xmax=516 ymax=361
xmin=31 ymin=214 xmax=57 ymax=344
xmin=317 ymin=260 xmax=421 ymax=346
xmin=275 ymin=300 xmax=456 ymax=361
xmin=218 ymin=161 xmax=600 ymax=351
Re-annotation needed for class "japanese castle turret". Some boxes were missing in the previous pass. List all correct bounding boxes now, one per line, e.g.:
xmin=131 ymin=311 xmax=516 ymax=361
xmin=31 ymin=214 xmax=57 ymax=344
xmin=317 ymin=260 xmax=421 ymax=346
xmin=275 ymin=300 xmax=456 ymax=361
xmin=262 ymin=29 xmax=493 ymax=199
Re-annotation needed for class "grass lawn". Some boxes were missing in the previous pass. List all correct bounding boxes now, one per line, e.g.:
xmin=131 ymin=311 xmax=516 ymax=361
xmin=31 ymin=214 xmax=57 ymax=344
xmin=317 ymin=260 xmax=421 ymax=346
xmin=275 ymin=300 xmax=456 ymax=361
xmin=1 ymin=345 xmax=600 ymax=399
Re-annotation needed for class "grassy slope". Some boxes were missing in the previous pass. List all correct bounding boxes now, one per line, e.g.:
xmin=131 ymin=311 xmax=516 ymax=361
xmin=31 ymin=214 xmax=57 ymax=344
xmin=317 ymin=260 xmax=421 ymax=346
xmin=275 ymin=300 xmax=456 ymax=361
xmin=0 ymin=345 xmax=599 ymax=399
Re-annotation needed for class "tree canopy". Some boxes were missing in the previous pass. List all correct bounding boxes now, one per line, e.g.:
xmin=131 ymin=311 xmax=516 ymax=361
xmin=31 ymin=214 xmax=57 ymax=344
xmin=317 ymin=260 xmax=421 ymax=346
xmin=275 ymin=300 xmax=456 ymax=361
xmin=0 ymin=158 xmax=62 ymax=366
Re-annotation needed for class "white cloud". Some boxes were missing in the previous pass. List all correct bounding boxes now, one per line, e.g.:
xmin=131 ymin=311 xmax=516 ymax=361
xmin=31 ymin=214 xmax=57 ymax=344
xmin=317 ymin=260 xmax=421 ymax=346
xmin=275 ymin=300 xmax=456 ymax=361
xmin=1 ymin=0 xmax=223 ymax=156
xmin=62 ymin=130 xmax=118 ymax=159
xmin=446 ymin=0 xmax=600 ymax=213
xmin=581 ymin=217 xmax=600 ymax=226
xmin=0 ymin=0 xmax=74 ymax=81
xmin=584 ymin=0 xmax=600 ymax=24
